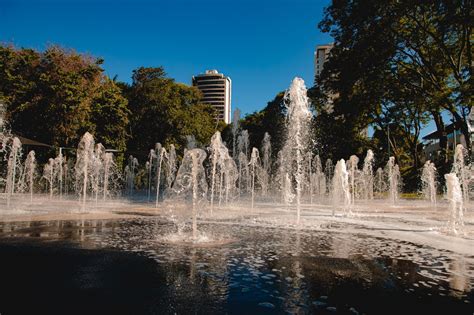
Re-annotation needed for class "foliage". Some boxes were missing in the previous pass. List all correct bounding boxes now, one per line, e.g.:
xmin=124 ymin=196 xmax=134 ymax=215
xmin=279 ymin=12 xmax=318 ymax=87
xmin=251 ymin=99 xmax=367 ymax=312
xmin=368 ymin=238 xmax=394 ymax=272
xmin=316 ymin=0 xmax=472 ymax=185
xmin=0 ymin=45 xmax=130 ymax=162
xmin=124 ymin=67 xmax=218 ymax=155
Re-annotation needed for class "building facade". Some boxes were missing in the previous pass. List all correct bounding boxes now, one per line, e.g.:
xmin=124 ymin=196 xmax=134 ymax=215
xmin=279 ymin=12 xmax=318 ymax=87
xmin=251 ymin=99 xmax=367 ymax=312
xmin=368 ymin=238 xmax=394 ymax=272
xmin=423 ymin=110 xmax=474 ymax=160
xmin=192 ymin=70 xmax=232 ymax=124
xmin=314 ymin=44 xmax=334 ymax=84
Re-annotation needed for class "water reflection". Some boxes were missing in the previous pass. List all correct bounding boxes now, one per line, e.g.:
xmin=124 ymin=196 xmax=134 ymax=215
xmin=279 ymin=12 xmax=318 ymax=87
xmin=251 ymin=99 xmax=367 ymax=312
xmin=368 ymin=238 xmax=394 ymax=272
xmin=0 ymin=218 xmax=472 ymax=313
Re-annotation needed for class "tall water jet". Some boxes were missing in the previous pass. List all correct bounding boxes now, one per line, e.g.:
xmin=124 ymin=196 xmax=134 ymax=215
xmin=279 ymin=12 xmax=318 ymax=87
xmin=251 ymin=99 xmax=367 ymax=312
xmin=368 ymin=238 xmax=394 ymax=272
xmin=125 ymin=155 xmax=138 ymax=196
xmin=102 ymin=152 xmax=117 ymax=200
xmin=232 ymin=108 xmax=241 ymax=158
xmin=147 ymin=149 xmax=156 ymax=201
xmin=186 ymin=135 xmax=197 ymax=149
xmin=452 ymin=144 xmax=470 ymax=204
xmin=332 ymin=159 xmax=351 ymax=216
xmin=237 ymin=130 xmax=249 ymax=159
xmin=325 ymin=159 xmax=334 ymax=195
xmin=307 ymin=152 xmax=313 ymax=203
xmin=421 ymin=160 xmax=437 ymax=205
xmin=208 ymin=132 xmax=236 ymax=210
xmin=277 ymin=150 xmax=293 ymax=204
xmin=238 ymin=152 xmax=249 ymax=196
xmin=249 ymin=147 xmax=260 ymax=209
xmin=313 ymin=155 xmax=326 ymax=199
xmin=23 ymin=151 xmax=36 ymax=202
xmin=385 ymin=157 xmax=401 ymax=204
xmin=166 ymin=144 xmax=177 ymax=190
xmin=75 ymin=132 xmax=95 ymax=210
xmin=5 ymin=137 xmax=22 ymax=207
xmin=261 ymin=132 xmax=271 ymax=196
xmin=54 ymin=152 xmax=64 ymax=199
xmin=91 ymin=143 xmax=105 ymax=203
xmin=43 ymin=158 xmax=55 ymax=199
xmin=347 ymin=155 xmax=359 ymax=204
xmin=445 ymin=173 xmax=464 ymax=234
xmin=172 ymin=148 xmax=208 ymax=240
xmin=375 ymin=167 xmax=386 ymax=196
xmin=282 ymin=77 xmax=312 ymax=224
xmin=361 ymin=150 xmax=374 ymax=200
xmin=155 ymin=146 xmax=167 ymax=207
xmin=209 ymin=131 xmax=224 ymax=213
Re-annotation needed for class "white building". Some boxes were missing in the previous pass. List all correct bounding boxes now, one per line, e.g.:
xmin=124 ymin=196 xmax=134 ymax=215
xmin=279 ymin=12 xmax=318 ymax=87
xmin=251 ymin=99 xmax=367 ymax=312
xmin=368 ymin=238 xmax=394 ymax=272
xmin=192 ymin=70 xmax=232 ymax=124
xmin=314 ymin=43 xmax=334 ymax=84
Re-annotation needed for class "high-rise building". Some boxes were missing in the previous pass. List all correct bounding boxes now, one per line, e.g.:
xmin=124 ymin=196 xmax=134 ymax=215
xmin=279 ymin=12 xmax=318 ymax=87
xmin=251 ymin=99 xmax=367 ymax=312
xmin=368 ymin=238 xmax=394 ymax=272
xmin=314 ymin=43 xmax=333 ymax=84
xmin=192 ymin=70 xmax=232 ymax=124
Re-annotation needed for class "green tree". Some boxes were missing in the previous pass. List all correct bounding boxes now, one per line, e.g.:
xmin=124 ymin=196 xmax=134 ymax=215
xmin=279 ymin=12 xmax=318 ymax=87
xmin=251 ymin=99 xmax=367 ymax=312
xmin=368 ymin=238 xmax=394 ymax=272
xmin=0 ymin=45 xmax=130 ymax=161
xmin=317 ymin=0 xmax=472 ymax=173
xmin=125 ymin=67 xmax=217 ymax=154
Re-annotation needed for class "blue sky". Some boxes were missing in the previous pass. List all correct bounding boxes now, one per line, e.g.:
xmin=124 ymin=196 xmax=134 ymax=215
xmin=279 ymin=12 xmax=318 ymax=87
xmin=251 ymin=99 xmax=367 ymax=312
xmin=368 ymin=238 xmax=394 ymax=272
xmin=1 ymin=0 xmax=332 ymax=116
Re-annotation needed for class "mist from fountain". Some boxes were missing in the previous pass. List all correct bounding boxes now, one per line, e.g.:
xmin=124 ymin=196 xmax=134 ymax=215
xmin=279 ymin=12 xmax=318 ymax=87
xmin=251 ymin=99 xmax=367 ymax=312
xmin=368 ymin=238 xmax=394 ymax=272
xmin=386 ymin=157 xmax=401 ymax=204
xmin=249 ymin=147 xmax=260 ymax=209
xmin=155 ymin=146 xmax=167 ymax=207
xmin=261 ymin=132 xmax=271 ymax=196
xmin=312 ymin=155 xmax=326 ymax=199
xmin=282 ymin=77 xmax=312 ymax=224
xmin=452 ymin=144 xmax=470 ymax=204
xmin=445 ymin=173 xmax=464 ymax=234
xmin=332 ymin=159 xmax=352 ymax=216
xmin=232 ymin=108 xmax=241 ymax=159
xmin=22 ymin=150 xmax=36 ymax=202
xmin=347 ymin=155 xmax=359 ymax=205
xmin=171 ymin=148 xmax=208 ymax=240
xmin=43 ymin=158 xmax=55 ymax=199
xmin=361 ymin=150 xmax=374 ymax=200
xmin=5 ymin=137 xmax=22 ymax=207
xmin=75 ymin=132 xmax=95 ymax=210
xmin=375 ymin=167 xmax=385 ymax=196
xmin=325 ymin=159 xmax=334 ymax=195
xmin=421 ymin=160 xmax=437 ymax=205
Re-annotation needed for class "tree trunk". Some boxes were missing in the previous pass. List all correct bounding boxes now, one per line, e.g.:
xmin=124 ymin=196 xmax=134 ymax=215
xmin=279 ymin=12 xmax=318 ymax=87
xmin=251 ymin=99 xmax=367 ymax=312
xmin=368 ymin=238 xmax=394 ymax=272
xmin=451 ymin=110 xmax=472 ymax=160
xmin=431 ymin=111 xmax=449 ymax=170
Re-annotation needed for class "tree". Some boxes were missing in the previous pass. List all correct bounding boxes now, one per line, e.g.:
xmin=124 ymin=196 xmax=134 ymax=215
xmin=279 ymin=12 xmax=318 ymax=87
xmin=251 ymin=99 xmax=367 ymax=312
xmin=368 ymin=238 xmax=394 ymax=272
xmin=125 ymin=67 xmax=217 ymax=155
xmin=318 ymin=0 xmax=472 ymax=173
xmin=234 ymin=92 xmax=287 ymax=160
xmin=0 ymin=45 xmax=130 ymax=161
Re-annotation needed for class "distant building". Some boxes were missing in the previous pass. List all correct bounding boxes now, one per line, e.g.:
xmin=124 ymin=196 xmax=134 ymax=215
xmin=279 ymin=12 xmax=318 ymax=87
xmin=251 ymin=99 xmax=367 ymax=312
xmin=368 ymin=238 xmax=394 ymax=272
xmin=314 ymin=43 xmax=334 ymax=84
xmin=192 ymin=70 xmax=231 ymax=124
xmin=423 ymin=110 xmax=474 ymax=160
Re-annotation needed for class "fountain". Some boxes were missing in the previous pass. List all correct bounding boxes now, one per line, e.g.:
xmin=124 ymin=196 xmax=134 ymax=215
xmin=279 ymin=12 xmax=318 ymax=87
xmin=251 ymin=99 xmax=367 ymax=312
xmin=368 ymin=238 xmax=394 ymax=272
xmin=75 ymin=132 xmax=95 ymax=210
xmin=43 ymin=158 xmax=55 ymax=199
xmin=421 ymin=160 xmax=437 ymax=205
xmin=325 ymin=158 xmax=334 ymax=195
xmin=312 ymin=155 xmax=326 ymax=199
xmin=332 ymin=159 xmax=352 ymax=216
xmin=5 ymin=137 xmax=22 ymax=207
xmin=445 ymin=173 xmax=464 ymax=234
xmin=155 ymin=145 xmax=167 ymax=207
xmin=249 ymin=147 xmax=260 ymax=209
xmin=146 ymin=149 xmax=156 ymax=201
xmin=347 ymin=155 xmax=359 ymax=204
xmin=452 ymin=144 xmax=470 ymax=204
xmin=261 ymin=132 xmax=271 ymax=196
xmin=171 ymin=148 xmax=208 ymax=240
xmin=281 ymin=77 xmax=312 ymax=224
xmin=375 ymin=167 xmax=385 ymax=196
xmin=166 ymin=144 xmax=177 ymax=191
xmin=231 ymin=108 xmax=241 ymax=159
xmin=361 ymin=150 xmax=374 ymax=200
xmin=385 ymin=157 xmax=401 ymax=204
xmin=22 ymin=150 xmax=36 ymax=202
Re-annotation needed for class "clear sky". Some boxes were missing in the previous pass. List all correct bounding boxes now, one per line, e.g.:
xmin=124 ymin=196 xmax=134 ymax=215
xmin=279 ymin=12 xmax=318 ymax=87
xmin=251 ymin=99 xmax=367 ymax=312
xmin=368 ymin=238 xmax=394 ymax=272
xmin=1 ymin=0 xmax=332 ymax=116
